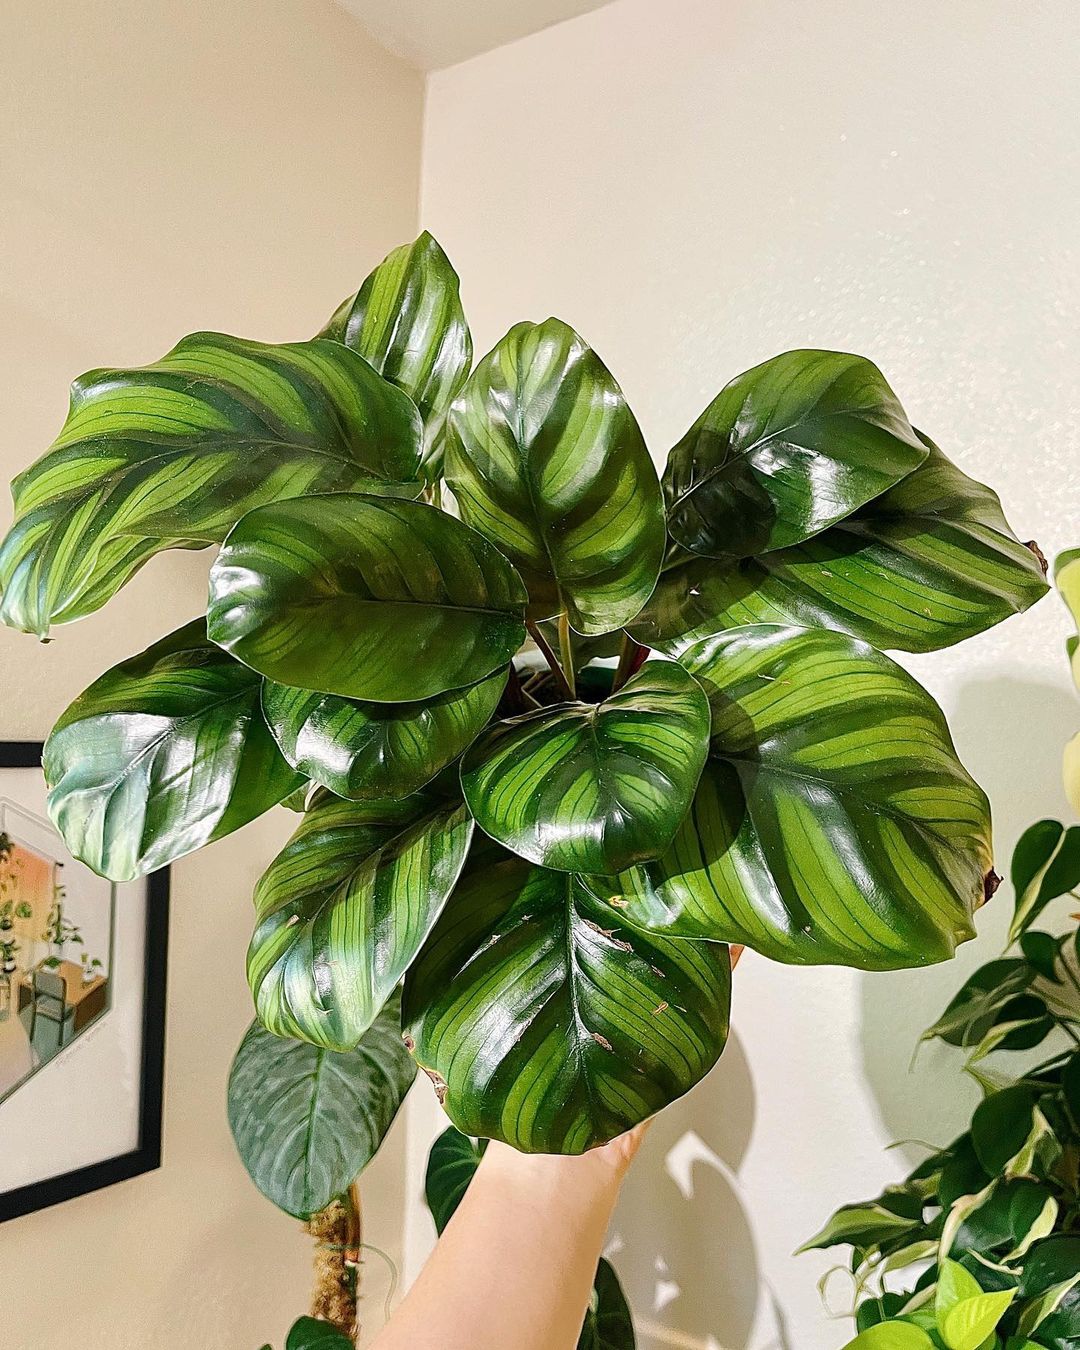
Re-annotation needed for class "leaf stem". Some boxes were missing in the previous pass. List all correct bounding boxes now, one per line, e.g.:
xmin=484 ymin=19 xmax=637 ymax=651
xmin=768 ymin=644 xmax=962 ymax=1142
xmin=558 ymin=611 xmax=577 ymax=699
xmin=526 ymin=620 xmax=574 ymax=701
xmin=612 ymin=634 xmax=648 ymax=692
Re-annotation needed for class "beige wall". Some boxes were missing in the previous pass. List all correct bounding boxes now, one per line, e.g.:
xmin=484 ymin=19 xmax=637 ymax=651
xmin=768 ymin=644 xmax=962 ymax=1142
xmin=419 ymin=2 xmax=1080 ymax=1345
xmin=0 ymin=3 xmax=423 ymax=1347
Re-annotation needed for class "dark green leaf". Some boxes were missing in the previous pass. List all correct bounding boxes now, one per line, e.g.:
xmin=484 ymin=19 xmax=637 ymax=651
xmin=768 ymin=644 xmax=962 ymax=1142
xmin=1010 ymin=821 xmax=1080 ymax=941
xmin=924 ymin=960 xmax=1034 ymax=1048
xmin=594 ymin=625 xmax=989 ymax=970
xmin=972 ymin=1087 xmax=1038 ymax=1176
xmin=1062 ymin=1051 xmax=1080 ymax=1119
xmin=663 ymin=349 xmax=927 ymax=560
xmin=227 ymin=992 xmax=414 ymax=1219
xmin=404 ymin=843 xmax=730 ymax=1153
xmin=321 ymin=232 xmax=471 ymax=430
xmin=44 ymin=620 xmax=301 ymax=881
xmin=445 ymin=318 xmax=665 ymax=634
xmin=857 ymin=1294 xmax=911 ymax=1331
xmin=248 ymin=790 xmax=473 ymax=1051
xmin=208 ymin=495 xmax=527 ymax=702
xmin=1019 ymin=931 xmax=1067 ymax=983
xmin=634 ymin=442 xmax=1047 ymax=654
xmin=284 ymin=1317 xmax=356 ymax=1350
xmin=0 ymin=334 xmax=423 ymax=636
xmin=262 ymin=668 xmax=507 ymax=801
xmin=578 ymin=1258 xmax=636 ymax=1350
xmin=939 ymin=1135 xmax=989 ymax=1210
xmin=460 ymin=661 xmax=710 ymax=874
xmin=424 ymin=1126 xmax=487 ymax=1236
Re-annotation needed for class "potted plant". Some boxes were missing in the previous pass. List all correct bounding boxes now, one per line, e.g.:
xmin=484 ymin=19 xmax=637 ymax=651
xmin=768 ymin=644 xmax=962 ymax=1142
xmin=0 ymin=232 xmax=1051 ymax=1342
xmin=79 ymin=953 xmax=104 ymax=985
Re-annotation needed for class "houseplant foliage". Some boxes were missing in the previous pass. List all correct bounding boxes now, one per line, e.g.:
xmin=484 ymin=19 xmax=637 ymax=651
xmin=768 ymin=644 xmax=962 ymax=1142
xmin=0 ymin=234 xmax=1049 ymax=1174
xmin=801 ymin=827 xmax=1080 ymax=1349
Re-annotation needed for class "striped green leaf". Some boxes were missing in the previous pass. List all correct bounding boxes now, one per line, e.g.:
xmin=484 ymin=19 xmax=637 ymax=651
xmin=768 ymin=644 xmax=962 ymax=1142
xmin=444 ymin=318 xmax=665 ymax=634
xmin=459 ymin=661 xmax=710 ymax=874
xmin=664 ymin=350 xmax=927 ymax=560
xmin=635 ymin=442 xmax=1048 ymax=654
xmin=227 ymin=991 xmax=415 ymax=1219
xmin=592 ymin=625 xmax=990 ymax=970
xmin=321 ymin=231 xmax=471 ymax=429
xmin=44 ymin=620 xmax=302 ymax=881
xmin=249 ymin=790 xmax=473 ymax=1051
xmin=0 ymin=333 xmax=423 ymax=636
xmin=403 ymin=843 xmax=730 ymax=1153
xmin=262 ymin=668 xmax=507 ymax=801
xmin=207 ymin=495 xmax=527 ymax=702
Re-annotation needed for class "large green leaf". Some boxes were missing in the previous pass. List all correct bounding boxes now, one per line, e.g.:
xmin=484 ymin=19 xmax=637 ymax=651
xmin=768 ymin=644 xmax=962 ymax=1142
xmin=635 ymin=443 xmax=1047 ymax=654
xmin=0 ymin=333 xmax=423 ymax=636
xmin=248 ymin=790 xmax=473 ymax=1051
xmin=664 ymin=349 xmax=927 ymax=561
xmin=424 ymin=1125 xmax=487 ymax=1236
xmin=262 ymin=667 xmax=507 ymax=801
xmin=403 ymin=843 xmax=730 ymax=1153
xmin=321 ymin=231 xmax=471 ymax=430
xmin=444 ymin=318 xmax=665 ymax=634
xmin=227 ymin=992 xmax=415 ymax=1219
xmin=842 ymin=1324 xmax=936 ymax=1349
xmin=43 ymin=620 xmax=301 ymax=881
xmin=459 ymin=661 xmax=710 ymax=874
xmin=593 ymin=625 xmax=990 ymax=970
xmin=208 ymin=495 xmax=527 ymax=702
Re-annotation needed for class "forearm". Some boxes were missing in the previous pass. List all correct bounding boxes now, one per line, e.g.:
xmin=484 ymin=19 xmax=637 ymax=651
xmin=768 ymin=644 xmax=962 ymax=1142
xmin=371 ymin=1142 xmax=628 ymax=1350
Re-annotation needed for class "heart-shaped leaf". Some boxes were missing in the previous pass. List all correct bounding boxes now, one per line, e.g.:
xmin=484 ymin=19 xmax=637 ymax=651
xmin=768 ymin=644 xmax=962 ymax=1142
xmin=460 ymin=661 xmax=710 ymax=874
xmin=44 ymin=620 xmax=301 ymax=881
xmin=227 ymin=991 xmax=415 ymax=1219
xmin=593 ymin=625 xmax=990 ymax=970
xmin=664 ymin=349 xmax=927 ymax=560
xmin=636 ymin=442 xmax=1047 ymax=654
xmin=321 ymin=231 xmax=472 ymax=429
xmin=941 ymin=1290 xmax=1015 ymax=1350
xmin=262 ymin=667 xmax=507 ymax=801
xmin=842 ymin=1323 xmax=936 ymax=1349
xmin=1009 ymin=819 xmax=1080 ymax=941
xmin=403 ymin=843 xmax=730 ymax=1153
xmin=284 ymin=1317 xmax=356 ymax=1350
xmin=0 ymin=333 xmax=423 ymax=636
xmin=445 ymin=318 xmax=665 ymax=634
xmin=248 ymin=790 xmax=473 ymax=1051
xmin=424 ymin=1126 xmax=487 ymax=1236
xmin=208 ymin=495 xmax=527 ymax=702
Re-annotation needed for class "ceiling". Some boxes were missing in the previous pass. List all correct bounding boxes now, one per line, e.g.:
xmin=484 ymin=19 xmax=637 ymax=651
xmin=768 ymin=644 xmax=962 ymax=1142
xmin=335 ymin=0 xmax=615 ymax=71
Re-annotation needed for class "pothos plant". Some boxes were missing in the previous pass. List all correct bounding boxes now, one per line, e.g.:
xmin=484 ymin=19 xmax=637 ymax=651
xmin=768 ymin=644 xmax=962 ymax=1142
xmin=801 ymin=559 xmax=1080 ymax=1350
xmin=0 ymin=232 xmax=1049 ymax=1337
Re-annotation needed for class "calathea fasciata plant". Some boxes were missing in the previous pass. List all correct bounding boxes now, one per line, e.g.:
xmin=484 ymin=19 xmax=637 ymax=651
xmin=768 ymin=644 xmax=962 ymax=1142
xmin=0 ymin=232 xmax=1051 ymax=1177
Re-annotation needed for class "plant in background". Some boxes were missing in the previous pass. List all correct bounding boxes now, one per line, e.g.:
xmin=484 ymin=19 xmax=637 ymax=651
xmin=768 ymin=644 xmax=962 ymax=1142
xmin=0 ymin=232 xmax=1049 ymax=1341
xmin=801 ymin=561 xmax=1080 ymax=1350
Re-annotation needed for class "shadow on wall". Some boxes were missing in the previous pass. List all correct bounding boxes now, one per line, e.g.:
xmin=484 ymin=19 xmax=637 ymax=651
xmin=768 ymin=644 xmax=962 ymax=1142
xmin=859 ymin=676 xmax=1078 ymax=1170
xmin=608 ymin=1030 xmax=777 ymax=1350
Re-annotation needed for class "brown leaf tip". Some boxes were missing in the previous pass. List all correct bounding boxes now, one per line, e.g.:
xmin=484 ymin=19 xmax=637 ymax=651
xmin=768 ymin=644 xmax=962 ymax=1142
xmin=420 ymin=1065 xmax=448 ymax=1104
xmin=1025 ymin=539 xmax=1049 ymax=576
xmin=983 ymin=868 xmax=1002 ymax=905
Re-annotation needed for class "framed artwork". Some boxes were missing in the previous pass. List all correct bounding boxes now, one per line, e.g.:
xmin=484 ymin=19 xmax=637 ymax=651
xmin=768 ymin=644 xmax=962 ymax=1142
xmin=0 ymin=742 xmax=169 ymax=1222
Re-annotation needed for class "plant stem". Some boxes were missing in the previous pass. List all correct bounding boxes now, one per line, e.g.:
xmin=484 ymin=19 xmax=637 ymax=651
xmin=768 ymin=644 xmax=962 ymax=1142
xmin=558 ymin=611 xmax=577 ymax=700
xmin=526 ymin=620 xmax=574 ymax=701
xmin=612 ymin=634 xmax=648 ymax=692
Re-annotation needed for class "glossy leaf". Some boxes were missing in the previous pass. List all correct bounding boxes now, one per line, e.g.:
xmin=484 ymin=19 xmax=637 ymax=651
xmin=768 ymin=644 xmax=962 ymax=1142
xmin=579 ymin=1259 xmax=636 ymax=1350
xmin=595 ymin=625 xmax=989 ymax=970
xmin=44 ymin=620 xmax=301 ymax=881
xmin=321 ymin=231 xmax=472 ymax=429
xmin=227 ymin=992 xmax=414 ymax=1219
xmin=635 ymin=442 xmax=1047 ymax=655
xmin=0 ymin=333 xmax=423 ymax=636
xmin=941 ymin=1291 xmax=1015 ymax=1350
xmin=460 ymin=661 xmax=710 ymax=874
xmin=971 ymin=1087 xmax=1039 ymax=1176
xmin=262 ymin=667 xmax=507 ymax=801
xmin=424 ymin=1126 xmax=487 ymax=1236
xmin=842 ymin=1324 xmax=935 ymax=1350
xmin=924 ymin=959 xmax=1035 ymax=1049
xmin=445 ymin=318 xmax=665 ymax=634
xmin=284 ymin=1318 xmax=355 ymax=1350
xmin=664 ymin=349 xmax=927 ymax=560
xmin=937 ymin=1260 xmax=985 ymax=1321
xmin=404 ymin=844 xmax=730 ymax=1153
xmin=1009 ymin=820 xmax=1080 ymax=941
xmin=208 ymin=495 xmax=527 ymax=702
xmin=248 ymin=790 xmax=473 ymax=1051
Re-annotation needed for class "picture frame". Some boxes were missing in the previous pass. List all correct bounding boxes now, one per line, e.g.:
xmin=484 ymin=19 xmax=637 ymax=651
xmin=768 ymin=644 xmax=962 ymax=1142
xmin=0 ymin=741 xmax=169 ymax=1223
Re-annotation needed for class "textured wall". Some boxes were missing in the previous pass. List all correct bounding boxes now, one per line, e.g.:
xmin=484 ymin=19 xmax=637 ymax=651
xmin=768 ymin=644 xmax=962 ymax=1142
xmin=0 ymin=4 xmax=423 ymax=1347
xmin=418 ymin=1 xmax=1080 ymax=1344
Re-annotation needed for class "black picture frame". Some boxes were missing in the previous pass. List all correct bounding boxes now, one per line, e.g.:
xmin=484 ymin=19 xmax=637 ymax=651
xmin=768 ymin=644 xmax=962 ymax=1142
xmin=0 ymin=741 xmax=169 ymax=1223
